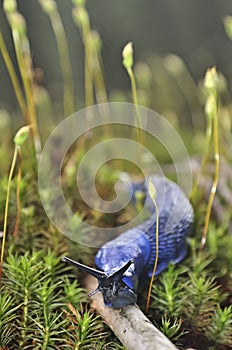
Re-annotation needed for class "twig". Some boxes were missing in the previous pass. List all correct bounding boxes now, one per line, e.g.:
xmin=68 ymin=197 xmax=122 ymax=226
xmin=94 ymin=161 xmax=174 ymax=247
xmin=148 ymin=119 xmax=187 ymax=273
xmin=84 ymin=275 xmax=179 ymax=350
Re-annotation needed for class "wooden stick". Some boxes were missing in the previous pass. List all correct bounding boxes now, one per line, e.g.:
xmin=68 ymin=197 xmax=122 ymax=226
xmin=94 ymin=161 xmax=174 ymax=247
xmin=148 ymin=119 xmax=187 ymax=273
xmin=84 ymin=275 xmax=179 ymax=350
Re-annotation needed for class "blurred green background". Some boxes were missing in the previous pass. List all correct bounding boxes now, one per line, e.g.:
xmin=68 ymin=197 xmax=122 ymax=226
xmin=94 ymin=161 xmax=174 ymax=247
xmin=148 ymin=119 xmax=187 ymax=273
xmin=0 ymin=0 xmax=232 ymax=113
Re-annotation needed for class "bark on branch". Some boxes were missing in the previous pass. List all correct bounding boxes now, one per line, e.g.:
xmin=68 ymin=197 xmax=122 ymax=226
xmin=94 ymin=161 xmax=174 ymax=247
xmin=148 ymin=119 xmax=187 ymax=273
xmin=84 ymin=275 xmax=179 ymax=350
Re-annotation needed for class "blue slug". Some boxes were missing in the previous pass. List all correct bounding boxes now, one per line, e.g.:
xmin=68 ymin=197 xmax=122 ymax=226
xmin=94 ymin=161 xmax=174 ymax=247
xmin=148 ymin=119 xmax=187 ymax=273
xmin=62 ymin=175 xmax=194 ymax=309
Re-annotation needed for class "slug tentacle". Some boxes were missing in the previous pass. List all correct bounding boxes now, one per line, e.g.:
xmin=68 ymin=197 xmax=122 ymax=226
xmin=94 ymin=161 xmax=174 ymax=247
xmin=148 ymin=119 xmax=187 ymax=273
xmin=61 ymin=256 xmax=107 ymax=279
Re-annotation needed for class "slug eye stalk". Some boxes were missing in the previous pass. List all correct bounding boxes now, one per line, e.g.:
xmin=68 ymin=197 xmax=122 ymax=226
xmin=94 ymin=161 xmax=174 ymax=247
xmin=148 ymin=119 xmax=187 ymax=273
xmin=61 ymin=256 xmax=107 ymax=279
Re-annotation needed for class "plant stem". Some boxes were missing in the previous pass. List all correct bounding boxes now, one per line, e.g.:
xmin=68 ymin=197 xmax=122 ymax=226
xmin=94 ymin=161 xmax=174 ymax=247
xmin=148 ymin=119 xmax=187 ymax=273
xmin=0 ymin=32 xmax=27 ymax=118
xmin=72 ymin=3 xmax=95 ymax=153
xmin=0 ymin=145 xmax=18 ymax=281
xmin=42 ymin=326 xmax=50 ymax=350
xmin=42 ymin=304 xmax=50 ymax=350
xmin=4 ymin=4 xmax=41 ymax=160
xmin=200 ymin=92 xmax=220 ymax=250
xmin=72 ymin=4 xmax=94 ymax=108
xmin=89 ymin=31 xmax=110 ymax=131
xmin=13 ymin=148 xmax=22 ymax=237
xmin=93 ymin=53 xmax=108 ymax=104
xmin=52 ymin=12 xmax=75 ymax=115
xmin=191 ymin=115 xmax=213 ymax=200
xmin=90 ymin=33 xmax=108 ymax=105
xmin=12 ymin=29 xmax=41 ymax=158
xmin=127 ymin=67 xmax=143 ymax=143
xmin=82 ymin=20 xmax=94 ymax=108
xmin=146 ymin=179 xmax=159 ymax=313
xmin=19 ymin=287 xmax=29 ymax=349
xmin=39 ymin=0 xmax=75 ymax=116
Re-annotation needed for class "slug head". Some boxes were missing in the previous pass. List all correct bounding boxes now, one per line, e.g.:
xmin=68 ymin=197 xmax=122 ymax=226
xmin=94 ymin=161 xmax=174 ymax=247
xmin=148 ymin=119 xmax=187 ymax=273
xmin=62 ymin=256 xmax=137 ymax=308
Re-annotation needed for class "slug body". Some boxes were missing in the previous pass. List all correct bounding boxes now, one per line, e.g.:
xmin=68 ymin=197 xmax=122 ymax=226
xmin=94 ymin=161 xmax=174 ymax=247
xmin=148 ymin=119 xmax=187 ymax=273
xmin=62 ymin=175 xmax=194 ymax=309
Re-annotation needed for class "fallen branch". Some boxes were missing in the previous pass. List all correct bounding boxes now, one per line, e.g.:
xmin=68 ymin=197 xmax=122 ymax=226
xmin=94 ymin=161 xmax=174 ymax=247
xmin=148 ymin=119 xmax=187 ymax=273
xmin=84 ymin=275 xmax=179 ymax=350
